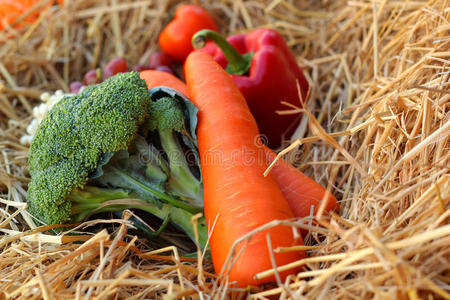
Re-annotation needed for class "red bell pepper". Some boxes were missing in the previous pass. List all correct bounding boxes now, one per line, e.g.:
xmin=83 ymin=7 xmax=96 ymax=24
xmin=193 ymin=29 xmax=309 ymax=148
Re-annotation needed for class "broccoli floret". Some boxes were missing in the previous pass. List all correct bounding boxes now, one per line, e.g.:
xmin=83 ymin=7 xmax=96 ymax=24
xmin=148 ymin=97 xmax=185 ymax=132
xmin=27 ymin=79 xmax=207 ymax=248
xmin=148 ymin=97 xmax=203 ymax=208
xmin=28 ymin=72 xmax=151 ymax=224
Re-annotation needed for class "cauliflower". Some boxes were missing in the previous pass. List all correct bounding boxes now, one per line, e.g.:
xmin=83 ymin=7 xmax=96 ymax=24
xmin=20 ymin=90 xmax=72 ymax=145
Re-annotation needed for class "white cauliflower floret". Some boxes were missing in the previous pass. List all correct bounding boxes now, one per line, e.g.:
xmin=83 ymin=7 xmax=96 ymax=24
xmin=20 ymin=90 xmax=73 ymax=145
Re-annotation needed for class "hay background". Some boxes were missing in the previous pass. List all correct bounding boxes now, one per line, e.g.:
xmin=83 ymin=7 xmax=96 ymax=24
xmin=0 ymin=0 xmax=449 ymax=299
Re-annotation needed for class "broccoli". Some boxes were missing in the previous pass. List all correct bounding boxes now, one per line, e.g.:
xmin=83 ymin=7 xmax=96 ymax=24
xmin=147 ymin=97 xmax=203 ymax=208
xmin=27 ymin=73 xmax=207 ymax=247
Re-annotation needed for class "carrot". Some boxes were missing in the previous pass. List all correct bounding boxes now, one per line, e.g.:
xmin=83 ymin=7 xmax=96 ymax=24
xmin=265 ymin=147 xmax=339 ymax=218
xmin=184 ymin=52 xmax=304 ymax=287
xmin=139 ymin=70 xmax=339 ymax=221
xmin=139 ymin=70 xmax=189 ymax=96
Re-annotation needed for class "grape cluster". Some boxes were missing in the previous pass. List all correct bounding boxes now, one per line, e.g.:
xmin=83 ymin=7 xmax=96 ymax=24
xmin=70 ymin=52 xmax=174 ymax=93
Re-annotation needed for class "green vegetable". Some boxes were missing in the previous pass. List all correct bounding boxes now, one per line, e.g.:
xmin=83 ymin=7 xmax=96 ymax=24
xmin=147 ymin=96 xmax=203 ymax=208
xmin=27 ymin=73 xmax=207 ymax=247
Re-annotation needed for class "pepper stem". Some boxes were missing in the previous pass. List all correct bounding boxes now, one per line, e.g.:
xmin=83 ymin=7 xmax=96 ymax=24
xmin=192 ymin=29 xmax=253 ymax=76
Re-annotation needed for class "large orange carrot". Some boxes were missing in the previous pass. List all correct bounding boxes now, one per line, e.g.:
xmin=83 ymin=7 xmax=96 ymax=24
xmin=264 ymin=147 xmax=339 ymax=218
xmin=139 ymin=70 xmax=339 ymax=220
xmin=184 ymin=52 xmax=304 ymax=287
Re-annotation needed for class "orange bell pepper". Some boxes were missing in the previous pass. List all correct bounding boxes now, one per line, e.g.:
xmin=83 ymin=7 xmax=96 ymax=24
xmin=0 ymin=0 xmax=63 ymax=31
xmin=158 ymin=4 xmax=218 ymax=62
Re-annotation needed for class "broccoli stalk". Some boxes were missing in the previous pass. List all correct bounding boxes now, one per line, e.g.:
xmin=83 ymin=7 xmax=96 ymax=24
xmin=27 ymin=74 xmax=207 ymax=248
xmin=68 ymin=186 xmax=208 ymax=246
xmin=148 ymin=97 xmax=203 ymax=208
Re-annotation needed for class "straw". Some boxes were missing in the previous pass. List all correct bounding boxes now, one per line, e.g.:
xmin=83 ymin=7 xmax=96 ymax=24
xmin=1 ymin=0 xmax=449 ymax=298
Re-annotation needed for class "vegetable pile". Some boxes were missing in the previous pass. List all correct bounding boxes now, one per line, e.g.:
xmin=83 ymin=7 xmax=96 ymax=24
xmin=26 ymin=3 xmax=338 ymax=289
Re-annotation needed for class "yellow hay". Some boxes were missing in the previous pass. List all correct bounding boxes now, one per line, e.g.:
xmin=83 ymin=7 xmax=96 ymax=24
xmin=0 ymin=0 xmax=449 ymax=298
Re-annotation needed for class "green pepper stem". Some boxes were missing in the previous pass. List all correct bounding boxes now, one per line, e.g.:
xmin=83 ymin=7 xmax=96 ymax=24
xmin=192 ymin=29 xmax=253 ymax=76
